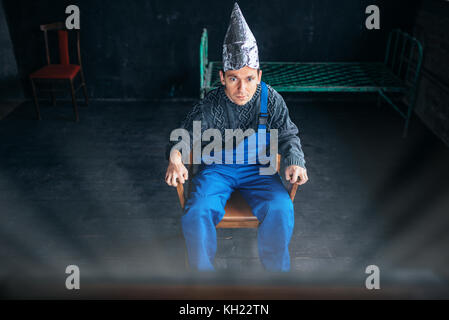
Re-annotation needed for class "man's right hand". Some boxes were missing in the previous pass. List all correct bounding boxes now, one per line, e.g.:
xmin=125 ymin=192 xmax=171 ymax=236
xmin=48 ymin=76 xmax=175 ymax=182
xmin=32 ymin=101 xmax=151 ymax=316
xmin=165 ymin=150 xmax=189 ymax=187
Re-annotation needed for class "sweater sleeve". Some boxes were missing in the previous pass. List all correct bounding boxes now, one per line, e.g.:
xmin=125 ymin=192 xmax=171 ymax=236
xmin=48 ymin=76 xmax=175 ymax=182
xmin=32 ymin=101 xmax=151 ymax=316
xmin=268 ymin=91 xmax=306 ymax=169
xmin=165 ymin=102 xmax=205 ymax=161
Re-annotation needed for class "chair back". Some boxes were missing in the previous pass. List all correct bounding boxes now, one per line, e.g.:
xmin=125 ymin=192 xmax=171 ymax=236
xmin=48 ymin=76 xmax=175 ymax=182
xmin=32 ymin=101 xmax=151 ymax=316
xmin=39 ymin=22 xmax=82 ymax=67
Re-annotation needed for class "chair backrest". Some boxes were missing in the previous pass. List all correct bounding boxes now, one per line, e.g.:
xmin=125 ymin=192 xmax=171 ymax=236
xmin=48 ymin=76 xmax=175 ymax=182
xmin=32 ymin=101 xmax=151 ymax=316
xmin=39 ymin=22 xmax=82 ymax=67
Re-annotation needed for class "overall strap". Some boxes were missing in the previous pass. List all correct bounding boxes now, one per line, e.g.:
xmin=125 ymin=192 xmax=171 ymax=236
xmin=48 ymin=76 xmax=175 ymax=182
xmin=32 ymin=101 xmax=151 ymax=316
xmin=258 ymin=81 xmax=268 ymax=130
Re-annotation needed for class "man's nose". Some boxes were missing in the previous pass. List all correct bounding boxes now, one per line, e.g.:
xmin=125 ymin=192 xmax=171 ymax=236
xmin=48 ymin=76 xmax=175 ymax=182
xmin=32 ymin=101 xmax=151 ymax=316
xmin=238 ymin=80 xmax=246 ymax=91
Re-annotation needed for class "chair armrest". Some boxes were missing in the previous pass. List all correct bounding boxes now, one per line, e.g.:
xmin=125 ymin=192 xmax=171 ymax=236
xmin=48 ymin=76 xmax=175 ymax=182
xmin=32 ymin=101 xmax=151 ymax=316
xmin=288 ymin=183 xmax=299 ymax=202
xmin=174 ymin=152 xmax=193 ymax=210
xmin=277 ymin=153 xmax=299 ymax=202
xmin=176 ymin=183 xmax=185 ymax=209
xmin=174 ymin=153 xmax=299 ymax=209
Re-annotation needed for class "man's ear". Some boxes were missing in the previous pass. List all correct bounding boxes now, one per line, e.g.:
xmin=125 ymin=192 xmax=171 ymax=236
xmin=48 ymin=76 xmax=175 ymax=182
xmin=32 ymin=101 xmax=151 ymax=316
xmin=219 ymin=70 xmax=226 ymax=86
xmin=258 ymin=69 xmax=263 ymax=83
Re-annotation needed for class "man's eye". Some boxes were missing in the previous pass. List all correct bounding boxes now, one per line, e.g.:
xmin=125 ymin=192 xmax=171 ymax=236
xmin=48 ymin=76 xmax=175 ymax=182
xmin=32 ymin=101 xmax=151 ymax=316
xmin=248 ymin=77 xmax=253 ymax=81
xmin=230 ymin=77 xmax=236 ymax=81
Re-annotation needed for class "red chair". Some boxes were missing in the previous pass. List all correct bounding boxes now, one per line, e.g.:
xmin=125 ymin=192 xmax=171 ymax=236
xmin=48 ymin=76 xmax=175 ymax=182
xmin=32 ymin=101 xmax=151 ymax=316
xmin=29 ymin=22 xmax=88 ymax=121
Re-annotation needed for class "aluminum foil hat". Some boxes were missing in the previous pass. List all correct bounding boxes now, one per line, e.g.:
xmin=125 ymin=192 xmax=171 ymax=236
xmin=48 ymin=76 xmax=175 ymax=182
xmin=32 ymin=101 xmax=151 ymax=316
xmin=222 ymin=2 xmax=259 ymax=72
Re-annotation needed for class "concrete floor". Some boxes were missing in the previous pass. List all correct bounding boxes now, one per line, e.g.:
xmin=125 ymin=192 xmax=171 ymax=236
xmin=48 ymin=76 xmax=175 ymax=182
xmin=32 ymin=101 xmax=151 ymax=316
xmin=1 ymin=95 xmax=449 ymax=299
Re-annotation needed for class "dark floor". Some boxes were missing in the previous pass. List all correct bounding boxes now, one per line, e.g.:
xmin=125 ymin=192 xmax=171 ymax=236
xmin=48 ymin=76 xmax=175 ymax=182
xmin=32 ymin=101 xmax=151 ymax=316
xmin=1 ymin=94 xmax=449 ymax=299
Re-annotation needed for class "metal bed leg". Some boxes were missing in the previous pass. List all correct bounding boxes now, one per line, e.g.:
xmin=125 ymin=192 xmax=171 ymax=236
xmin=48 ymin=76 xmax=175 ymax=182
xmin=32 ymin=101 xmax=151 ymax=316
xmin=376 ymin=94 xmax=382 ymax=109
xmin=378 ymin=89 xmax=412 ymax=138
xmin=402 ymin=118 xmax=410 ymax=138
xmin=402 ymin=93 xmax=418 ymax=138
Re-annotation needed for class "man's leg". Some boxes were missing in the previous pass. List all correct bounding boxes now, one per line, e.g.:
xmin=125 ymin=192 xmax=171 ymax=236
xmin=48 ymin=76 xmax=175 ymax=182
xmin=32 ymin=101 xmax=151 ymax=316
xmin=182 ymin=164 xmax=236 ymax=271
xmin=237 ymin=166 xmax=294 ymax=272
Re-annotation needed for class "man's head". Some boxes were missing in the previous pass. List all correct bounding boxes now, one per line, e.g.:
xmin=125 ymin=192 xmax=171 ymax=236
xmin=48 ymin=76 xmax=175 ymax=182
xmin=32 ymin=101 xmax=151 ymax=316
xmin=219 ymin=66 xmax=262 ymax=105
xmin=221 ymin=2 xmax=260 ymax=103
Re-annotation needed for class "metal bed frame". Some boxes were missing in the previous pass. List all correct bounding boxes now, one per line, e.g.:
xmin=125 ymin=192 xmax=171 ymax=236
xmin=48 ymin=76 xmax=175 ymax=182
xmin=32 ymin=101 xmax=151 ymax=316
xmin=200 ymin=28 xmax=424 ymax=137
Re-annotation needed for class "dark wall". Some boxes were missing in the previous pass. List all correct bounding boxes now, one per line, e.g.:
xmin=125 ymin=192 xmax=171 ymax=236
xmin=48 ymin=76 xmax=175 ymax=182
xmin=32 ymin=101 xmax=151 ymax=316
xmin=0 ymin=0 xmax=23 ymax=101
xmin=2 ymin=0 xmax=418 ymax=100
xmin=413 ymin=0 xmax=449 ymax=146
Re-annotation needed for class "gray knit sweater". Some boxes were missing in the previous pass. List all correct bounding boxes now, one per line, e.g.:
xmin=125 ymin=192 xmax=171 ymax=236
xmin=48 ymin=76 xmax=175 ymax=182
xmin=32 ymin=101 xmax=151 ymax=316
xmin=165 ymin=83 xmax=306 ymax=169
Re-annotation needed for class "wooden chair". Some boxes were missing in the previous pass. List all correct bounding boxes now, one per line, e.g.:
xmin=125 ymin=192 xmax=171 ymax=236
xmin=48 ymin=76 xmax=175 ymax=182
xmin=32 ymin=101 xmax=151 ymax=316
xmin=176 ymin=153 xmax=299 ymax=229
xmin=29 ymin=22 xmax=88 ymax=121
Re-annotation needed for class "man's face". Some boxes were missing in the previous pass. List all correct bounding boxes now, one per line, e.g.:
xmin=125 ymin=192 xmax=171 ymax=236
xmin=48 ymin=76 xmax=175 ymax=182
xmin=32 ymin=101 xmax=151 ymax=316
xmin=219 ymin=66 xmax=262 ymax=105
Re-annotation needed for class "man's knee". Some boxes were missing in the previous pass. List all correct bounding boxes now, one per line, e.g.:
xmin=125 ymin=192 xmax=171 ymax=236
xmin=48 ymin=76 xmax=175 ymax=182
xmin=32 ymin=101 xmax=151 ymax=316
xmin=265 ymin=193 xmax=294 ymax=228
xmin=182 ymin=196 xmax=225 ymax=226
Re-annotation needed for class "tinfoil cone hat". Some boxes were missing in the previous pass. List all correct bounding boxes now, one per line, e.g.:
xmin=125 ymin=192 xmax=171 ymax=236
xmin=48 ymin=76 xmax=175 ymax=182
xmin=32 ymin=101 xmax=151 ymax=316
xmin=222 ymin=2 xmax=259 ymax=72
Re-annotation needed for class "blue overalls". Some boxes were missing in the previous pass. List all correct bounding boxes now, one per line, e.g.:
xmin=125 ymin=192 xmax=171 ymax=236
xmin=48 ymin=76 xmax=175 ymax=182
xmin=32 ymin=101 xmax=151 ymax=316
xmin=181 ymin=81 xmax=294 ymax=271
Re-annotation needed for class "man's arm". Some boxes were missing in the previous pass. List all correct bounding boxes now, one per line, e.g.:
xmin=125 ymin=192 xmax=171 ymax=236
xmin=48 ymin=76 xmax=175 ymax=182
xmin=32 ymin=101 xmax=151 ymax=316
xmin=268 ymin=90 xmax=308 ymax=185
xmin=165 ymin=103 xmax=204 ymax=187
xmin=165 ymin=149 xmax=189 ymax=187
xmin=269 ymin=92 xmax=306 ymax=170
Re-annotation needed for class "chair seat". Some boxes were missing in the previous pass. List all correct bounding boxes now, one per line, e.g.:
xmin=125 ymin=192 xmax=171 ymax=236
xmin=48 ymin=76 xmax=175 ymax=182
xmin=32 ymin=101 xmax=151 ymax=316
xmin=30 ymin=64 xmax=80 ymax=79
xmin=216 ymin=190 xmax=259 ymax=228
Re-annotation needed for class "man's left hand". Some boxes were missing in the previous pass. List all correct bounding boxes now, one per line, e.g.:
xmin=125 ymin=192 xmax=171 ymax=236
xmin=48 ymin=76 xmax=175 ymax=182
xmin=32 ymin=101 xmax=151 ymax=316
xmin=285 ymin=165 xmax=308 ymax=185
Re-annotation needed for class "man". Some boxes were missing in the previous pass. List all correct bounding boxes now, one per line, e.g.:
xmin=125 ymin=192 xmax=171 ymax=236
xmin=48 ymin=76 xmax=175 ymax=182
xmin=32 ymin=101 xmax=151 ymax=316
xmin=165 ymin=3 xmax=308 ymax=271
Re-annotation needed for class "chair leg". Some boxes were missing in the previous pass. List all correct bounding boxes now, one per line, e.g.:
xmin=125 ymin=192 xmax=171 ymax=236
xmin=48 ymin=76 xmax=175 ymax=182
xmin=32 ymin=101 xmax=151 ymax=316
xmin=30 ymin=78 xmax=41 ymax=120
xmin=50 ymin=83 xmax=56 ymax=106
xmin=69 ymin=79 xmax=79 ymax=122
xmin=80 ymin=70 xmax=89 ymax=106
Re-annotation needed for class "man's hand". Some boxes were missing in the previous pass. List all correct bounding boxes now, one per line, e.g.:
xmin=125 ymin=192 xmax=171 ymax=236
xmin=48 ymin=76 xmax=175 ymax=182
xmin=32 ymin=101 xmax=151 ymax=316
xmin=285 ymin=165 xmax=308 ymax=185
xmin=165 ymin=150 xmax=189 ymax=187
